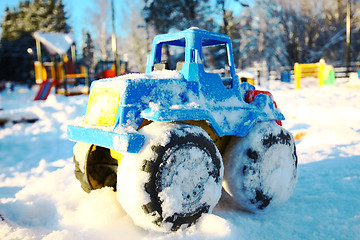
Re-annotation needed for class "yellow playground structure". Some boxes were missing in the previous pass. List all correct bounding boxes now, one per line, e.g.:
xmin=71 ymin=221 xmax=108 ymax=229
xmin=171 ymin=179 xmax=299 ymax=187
xmin=33 ymin=32 xmax=89 ymax=100
xmin=294 ymin=60 xmax=335 ymax=89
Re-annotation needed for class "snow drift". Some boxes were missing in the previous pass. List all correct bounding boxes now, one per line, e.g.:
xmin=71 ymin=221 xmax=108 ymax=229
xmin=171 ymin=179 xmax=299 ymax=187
xmin=0 ymin=80 xmax=359 ymax=239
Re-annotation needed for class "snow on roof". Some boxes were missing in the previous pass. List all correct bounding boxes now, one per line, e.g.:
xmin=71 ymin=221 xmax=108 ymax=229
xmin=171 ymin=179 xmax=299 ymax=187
xmin=237 ymin=71 xmax=256 ymax=79
xmin=33 ymin=31 xmax=74 ymax=55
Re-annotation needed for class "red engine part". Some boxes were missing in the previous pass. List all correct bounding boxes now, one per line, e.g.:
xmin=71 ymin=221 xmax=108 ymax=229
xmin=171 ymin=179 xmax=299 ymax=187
xmin=245 ymin=90 xmax=282 ymax=126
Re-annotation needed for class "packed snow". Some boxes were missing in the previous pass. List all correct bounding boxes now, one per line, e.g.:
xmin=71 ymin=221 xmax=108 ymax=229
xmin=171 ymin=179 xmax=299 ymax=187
xmin=0 ymin=78 xmax=359 ymax=239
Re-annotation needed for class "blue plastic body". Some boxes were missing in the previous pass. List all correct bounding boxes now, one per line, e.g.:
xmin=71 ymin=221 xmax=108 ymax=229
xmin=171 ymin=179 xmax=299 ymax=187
xmin=67 ymin=28 xmax=284 ymax=153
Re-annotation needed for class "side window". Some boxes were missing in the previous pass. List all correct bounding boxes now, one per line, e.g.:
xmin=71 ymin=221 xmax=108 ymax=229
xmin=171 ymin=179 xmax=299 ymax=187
xmin=202 ymin=42 xmax=233 ymax=89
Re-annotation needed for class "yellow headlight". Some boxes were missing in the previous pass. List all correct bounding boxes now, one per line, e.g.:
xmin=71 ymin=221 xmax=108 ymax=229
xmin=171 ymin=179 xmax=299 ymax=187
xmin=85 ymin=87 xmax=120 ymax=127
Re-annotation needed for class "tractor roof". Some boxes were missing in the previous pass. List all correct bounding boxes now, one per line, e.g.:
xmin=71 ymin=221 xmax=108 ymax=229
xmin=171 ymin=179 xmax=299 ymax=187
xmin=152 ymin=27 xmax=231 ymax=47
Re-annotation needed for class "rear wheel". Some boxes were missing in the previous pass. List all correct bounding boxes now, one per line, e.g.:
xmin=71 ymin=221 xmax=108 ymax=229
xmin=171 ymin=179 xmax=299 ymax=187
xmin=73 ymin=142 xmax=118 ymax=193
xmin=117 ymin=122 xmax=224 ymax=232
xmin=223 ymin=121 xmax=298 ymax=212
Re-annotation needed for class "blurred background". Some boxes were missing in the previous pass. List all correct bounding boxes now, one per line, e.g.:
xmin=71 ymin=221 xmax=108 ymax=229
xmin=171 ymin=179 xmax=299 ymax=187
xmin=0 ymin=0 xmax=359 ymax=87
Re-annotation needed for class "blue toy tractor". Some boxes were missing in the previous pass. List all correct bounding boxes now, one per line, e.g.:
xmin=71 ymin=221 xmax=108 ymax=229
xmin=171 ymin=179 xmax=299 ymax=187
xmin=67 ymin=28 xmax=297 ymax=232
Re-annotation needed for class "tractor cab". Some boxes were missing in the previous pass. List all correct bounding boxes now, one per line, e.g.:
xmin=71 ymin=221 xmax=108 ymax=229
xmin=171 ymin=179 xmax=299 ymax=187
xmin=146 ymin=28 xmax=239 ymax=97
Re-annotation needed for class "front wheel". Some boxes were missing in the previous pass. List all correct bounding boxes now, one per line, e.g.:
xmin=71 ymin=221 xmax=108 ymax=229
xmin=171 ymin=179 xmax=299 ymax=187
xmin=73 ymin=142 xmax=118 ymax=193
xmin=223 ymin=121 xmax=298 ymax=212
xmin=117 ymin=122 xmax=224 ymax=232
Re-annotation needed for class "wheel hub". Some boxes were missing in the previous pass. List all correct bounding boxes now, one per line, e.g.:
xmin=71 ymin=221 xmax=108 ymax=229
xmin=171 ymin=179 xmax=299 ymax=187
xmin=157 ymin=144 xmax=214 ymax=214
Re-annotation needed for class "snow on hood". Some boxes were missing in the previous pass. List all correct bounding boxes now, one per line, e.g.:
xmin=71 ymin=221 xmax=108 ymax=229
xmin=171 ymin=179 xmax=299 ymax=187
xmin=92 ymin=70 xmax=184 ymax=87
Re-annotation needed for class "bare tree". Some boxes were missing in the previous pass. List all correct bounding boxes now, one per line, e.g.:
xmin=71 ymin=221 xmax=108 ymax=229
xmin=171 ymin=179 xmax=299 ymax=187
xmin=85 ymin=0 xmax=112 ymax=61
xmin=238 ymin=0 xmax=359 ymax=69
xmin=117 ymin=0 xmax=156 ymax=73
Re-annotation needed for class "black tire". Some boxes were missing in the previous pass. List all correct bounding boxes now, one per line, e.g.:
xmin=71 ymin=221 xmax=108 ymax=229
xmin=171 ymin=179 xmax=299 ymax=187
xmin=73 ymin=142 xmax=118 ymax=193
xmin=223 ymin=121 xmax=298 ymax=212
xmin=117 ymin=122 xmax=223 ymax=232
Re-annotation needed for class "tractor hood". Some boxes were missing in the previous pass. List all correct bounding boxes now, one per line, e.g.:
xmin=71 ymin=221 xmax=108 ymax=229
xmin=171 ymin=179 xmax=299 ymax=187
xmin=84 ymin=70 xmax=198 ymax=130
xmin=68 ymin=70 xmax=196 ymax=153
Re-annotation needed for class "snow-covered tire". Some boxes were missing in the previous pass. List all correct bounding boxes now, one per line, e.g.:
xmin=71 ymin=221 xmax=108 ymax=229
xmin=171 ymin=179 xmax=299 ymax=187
xmin=223 ymin=121 xmax=298 ymax=212
xmin=117 ymin=122 xmax=224 ymax=232
xmin=73 ymin=142 xmax=118 ymax=193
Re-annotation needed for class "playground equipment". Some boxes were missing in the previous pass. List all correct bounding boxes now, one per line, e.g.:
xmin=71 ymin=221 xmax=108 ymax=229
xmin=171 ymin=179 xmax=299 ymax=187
xmin=32 ymin=32 xmax=89 ymax=99
xmin=33 ymin=61 xmax=57 ymax=100
xmin=294 ymin=60 xmax=335 ymax=89
xmin=67 ymin=28 xmax=298 ymax=232
xmin=62 ymin=60 xmax=89 ymax=96
xmin=237 ymin=70 xmax=256 ymax=85
xmin=281 ymin=71 xmax=292 ymax=82
xmin=95 ymin=60 xmax=128 ymax=79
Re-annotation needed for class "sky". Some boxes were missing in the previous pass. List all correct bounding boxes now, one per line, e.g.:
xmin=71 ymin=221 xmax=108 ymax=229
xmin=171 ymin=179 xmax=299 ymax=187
xmin=0 ymin=0 xmax=124 ymax=47
xmin=0 ymin=0 xmax=251 ymax=50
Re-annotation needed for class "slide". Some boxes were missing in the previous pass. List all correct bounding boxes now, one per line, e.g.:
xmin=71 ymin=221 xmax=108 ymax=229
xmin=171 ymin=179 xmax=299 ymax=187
xmin=34 ymin=79 xmax=56 ymax=101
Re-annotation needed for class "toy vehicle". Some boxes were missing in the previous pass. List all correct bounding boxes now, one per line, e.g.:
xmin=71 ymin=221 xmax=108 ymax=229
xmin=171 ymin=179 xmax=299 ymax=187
xmin=67 ymin=28 xmax=298 ymax=232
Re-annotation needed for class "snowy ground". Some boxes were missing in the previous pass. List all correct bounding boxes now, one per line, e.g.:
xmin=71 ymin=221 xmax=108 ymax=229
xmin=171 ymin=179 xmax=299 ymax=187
xmin=0 ymin=79 xmax=359 ymax=239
